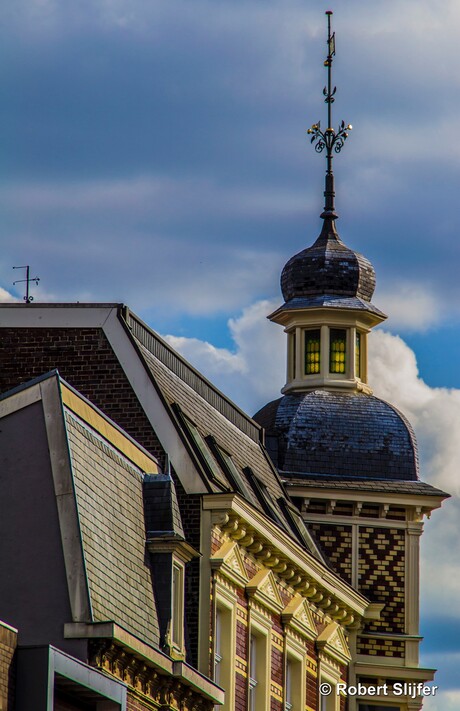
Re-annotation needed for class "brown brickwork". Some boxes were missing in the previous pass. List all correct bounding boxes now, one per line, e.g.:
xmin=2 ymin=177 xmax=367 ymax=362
xmin=309 ymin=524 xmax=353 ymax=585
xmin=358 ymin=527 xmax=405 ymax=635
xmin=0 ymin=622 xmax=16 ymax=711
xmin=306 ymin=639 xmax=317 ymax=709
xmin=0 ymin=327 xmax=166 ymax=465
xmin=235 ymin=671 xmax=246 ymax=711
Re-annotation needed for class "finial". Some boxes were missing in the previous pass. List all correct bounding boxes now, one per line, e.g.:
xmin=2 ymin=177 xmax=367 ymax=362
xmin=13 ymin=265 xmax=40 ymax=304
xmin=307 ymin=11 xmax=352 ymax=221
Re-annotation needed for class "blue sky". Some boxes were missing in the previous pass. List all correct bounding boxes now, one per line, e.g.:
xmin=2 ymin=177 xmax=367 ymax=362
xmin=1 ymin=1 xmax=459 ymax=707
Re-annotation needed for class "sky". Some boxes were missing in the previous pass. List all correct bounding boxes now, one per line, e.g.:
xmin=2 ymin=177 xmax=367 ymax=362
xmin=1 ymin=0 xmax=460 ymax=707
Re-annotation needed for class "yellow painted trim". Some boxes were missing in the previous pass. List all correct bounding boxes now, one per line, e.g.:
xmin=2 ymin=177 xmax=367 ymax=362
xmin=61 ymin=384 xmax=159 ymax=473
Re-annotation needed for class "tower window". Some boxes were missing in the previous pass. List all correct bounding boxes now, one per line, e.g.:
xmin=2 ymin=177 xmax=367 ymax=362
xmin=304 ymin=329 xmax=321 ymax=375
xmin=355 ymin=331 xmax=361 ymax=378
xmin=330 ymin=329 xmax=346 ymax=374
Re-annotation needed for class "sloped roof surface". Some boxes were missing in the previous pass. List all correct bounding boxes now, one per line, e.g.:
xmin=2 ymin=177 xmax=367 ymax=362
xmin=127 ymin=313 xmax=296 ymax=535
xmin=281 ymin=219 xmax=376 ymax=303
xmin=65 ymin=408 xmax=160 ymax=646
xmin=254 ymin=390 xmax=419 ymax=481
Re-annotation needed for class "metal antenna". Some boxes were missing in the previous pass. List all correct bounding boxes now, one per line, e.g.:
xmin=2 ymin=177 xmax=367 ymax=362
xmin=13 ymin=265 xmax=40 ymax=303
xmin=307 ymin=10 xmax=352 ymax=220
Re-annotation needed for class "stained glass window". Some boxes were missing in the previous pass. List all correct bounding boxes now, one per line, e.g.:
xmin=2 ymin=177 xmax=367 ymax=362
xmin=355 ymin=331 xmax=361 ymax=378
xmin=305 ymin=329 xmax=321 ymax=374
xmin=330 ymin=329 xmax=347 ymax=374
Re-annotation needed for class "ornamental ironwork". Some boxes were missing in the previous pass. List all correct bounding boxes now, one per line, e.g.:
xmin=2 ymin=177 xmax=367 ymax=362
xmin=307 ymin=11 xmax=352 ymax=219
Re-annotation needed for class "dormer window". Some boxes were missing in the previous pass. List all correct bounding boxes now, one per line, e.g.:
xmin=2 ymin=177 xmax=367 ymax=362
xmin=329 ymin=329 xmax=346 ymax=374
xmin=304 ymin=329 xmax=321 ymax=374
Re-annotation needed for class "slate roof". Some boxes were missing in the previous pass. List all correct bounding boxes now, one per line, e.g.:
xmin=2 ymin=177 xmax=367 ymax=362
xmin=126 ymin=312 xmax=303 ymax=542
xmin=270 ymin=295 xmax=386 ymax=319
xmin=254 ymin=390 xmax=419 ymax=481
xmin=65 ymin=407 xmax=160 ymax=646
xmin=280 ymin=218 xmax=377 ymax=307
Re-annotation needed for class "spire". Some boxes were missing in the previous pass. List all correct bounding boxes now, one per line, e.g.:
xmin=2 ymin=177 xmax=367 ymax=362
xmin=307 ymin=11 xmax=352 ymax=222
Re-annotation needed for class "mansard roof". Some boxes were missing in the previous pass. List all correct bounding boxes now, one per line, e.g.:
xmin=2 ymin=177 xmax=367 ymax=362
xmin=0 ymin=371 xmax=162 ymax=648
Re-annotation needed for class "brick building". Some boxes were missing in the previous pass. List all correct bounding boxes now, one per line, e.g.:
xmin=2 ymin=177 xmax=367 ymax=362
xmin=0 ymin=13 xmax=448 ymax=711
xmin=0 ymin=304 xmax=379 ymax=710
xmin=0 ymin=289 xmax=448 ymax=711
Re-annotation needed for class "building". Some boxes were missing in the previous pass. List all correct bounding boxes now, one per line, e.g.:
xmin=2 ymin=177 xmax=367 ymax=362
xmin=0 ymin=368 xmax=223 ymax=710
xmin=0 ymin=304 xmax=378 ymax=711
xmin=0 ymin=12 xmax=448 ymax=711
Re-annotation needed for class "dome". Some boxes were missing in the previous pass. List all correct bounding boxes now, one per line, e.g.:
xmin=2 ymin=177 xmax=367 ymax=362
xmin=281 ymin=218 xmax=376 ymax=304
xmin=254 ymin=390 xmax=419 ymax=481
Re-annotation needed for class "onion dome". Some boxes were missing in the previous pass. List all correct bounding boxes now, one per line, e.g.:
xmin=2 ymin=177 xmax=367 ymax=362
xmin=281 ymin=218 xmax=376 ymax=304
xmin=254 ymin=390 xmax=419 ymax=481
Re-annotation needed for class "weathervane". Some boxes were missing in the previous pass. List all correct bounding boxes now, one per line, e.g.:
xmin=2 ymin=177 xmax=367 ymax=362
xmin=13 ymin=265 xmax=40 ymax=303
xmin=307 ymin=10 xmax=352 ymax=219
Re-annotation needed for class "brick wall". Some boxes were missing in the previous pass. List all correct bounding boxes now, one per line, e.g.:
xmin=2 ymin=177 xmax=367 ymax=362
xmin=0 ymin=622 xmax=17 ymax=711
xmin=0 ymin=327 xmax=166 ymax=465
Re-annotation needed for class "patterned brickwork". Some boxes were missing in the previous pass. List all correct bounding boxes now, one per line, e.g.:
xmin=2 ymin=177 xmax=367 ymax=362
xmin=0 ymin=327 xmax=166 ymax=465
xmin=0 ymin=623 xmax=16 ymax=711
xmin=358 ymin=527 xmax=405 ymax=635
xmin=308 ymin=524 xmax=353 ymax=585
xmin=357 ymin=637 xmax=405 ymax=657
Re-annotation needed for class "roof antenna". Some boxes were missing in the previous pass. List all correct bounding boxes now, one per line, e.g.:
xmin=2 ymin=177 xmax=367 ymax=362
xmin=307 ymin=10 xmax=352 ymax=221
xmin=13 ymin=265 xmax=40 ymax=303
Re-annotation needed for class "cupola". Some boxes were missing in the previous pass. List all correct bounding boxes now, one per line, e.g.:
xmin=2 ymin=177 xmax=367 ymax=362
xmin=269 ymin=13 xmax=386 ymax=396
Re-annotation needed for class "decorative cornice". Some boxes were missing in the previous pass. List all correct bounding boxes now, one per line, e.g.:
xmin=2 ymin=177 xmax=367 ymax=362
xmin=146 ymin=536 xmax=200 ymax=563
xmin=65 ymin=622 xmax=223 ymax=706
xmin=203 ymin=494 xmax=371 ymax=627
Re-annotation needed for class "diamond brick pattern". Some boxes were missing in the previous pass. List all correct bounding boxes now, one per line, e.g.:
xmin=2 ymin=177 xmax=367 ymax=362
xmin=308 ymin=524 xmax=352 ymax=585
xmin=358 ymin=527 xmax=405 ymax=635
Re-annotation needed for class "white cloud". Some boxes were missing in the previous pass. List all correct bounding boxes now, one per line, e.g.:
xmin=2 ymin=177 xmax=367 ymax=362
xmin=163 ymin=299 xmax=285 ymax=411
xmin=0 ymin=288 xmax=20 ymax=303
xmin=368 ymin=331 xmax=460 ymax=631
xmin=376 ymin=282 xmax=442 ymax=332
xmin=422 ymin=689 xmax=460 ymax=711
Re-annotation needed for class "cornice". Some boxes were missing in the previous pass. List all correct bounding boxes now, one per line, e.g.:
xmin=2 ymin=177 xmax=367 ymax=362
xmin=64 ymin=621 xmax=224 ymax=705
xmin=203 ymin=493 xmax=371 ymax=626
xmin=287 ymin=486 xmax=447 ymax=515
